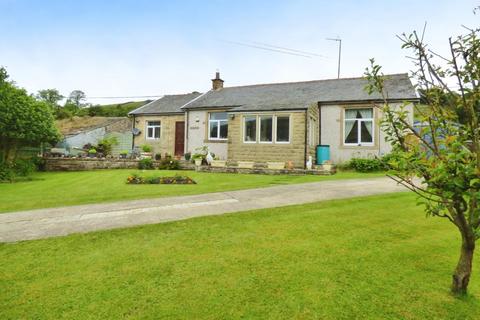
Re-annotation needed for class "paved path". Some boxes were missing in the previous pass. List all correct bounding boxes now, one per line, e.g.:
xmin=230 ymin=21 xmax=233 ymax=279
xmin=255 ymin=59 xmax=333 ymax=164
xmin=0 ymin=177 xmax=407 ymax=242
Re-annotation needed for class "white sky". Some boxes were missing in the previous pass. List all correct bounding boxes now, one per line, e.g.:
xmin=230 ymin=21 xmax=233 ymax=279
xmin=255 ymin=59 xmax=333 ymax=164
xmin=0 ymin=0 xmax=478 ymax=104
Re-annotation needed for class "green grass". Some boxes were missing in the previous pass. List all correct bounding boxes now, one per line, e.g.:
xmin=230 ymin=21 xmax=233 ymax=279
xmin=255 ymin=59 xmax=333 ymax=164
xmin=1 ymin=193 xmax=478 ymax=319
xmin=0 ymin=169 xmax=384 ymax=213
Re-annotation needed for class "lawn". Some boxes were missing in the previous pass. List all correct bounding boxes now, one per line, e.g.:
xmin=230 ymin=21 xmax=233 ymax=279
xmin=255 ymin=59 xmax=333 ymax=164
xmin=0 ymin=169 xmax=384 ymax=213
xmin=1 ymin=193 xmax=479 ymax=319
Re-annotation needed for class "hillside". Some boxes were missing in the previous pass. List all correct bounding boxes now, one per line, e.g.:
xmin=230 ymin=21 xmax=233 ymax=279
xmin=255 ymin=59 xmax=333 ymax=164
xmin=78 ymin=100 xmax=152 ymax=117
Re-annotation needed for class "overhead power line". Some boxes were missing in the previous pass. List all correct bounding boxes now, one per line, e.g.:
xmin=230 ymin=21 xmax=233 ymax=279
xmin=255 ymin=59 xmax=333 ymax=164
xmin=251 ymin=41 xmax=329 ymax=59
xmin=221 ymin=39 xmax=328 ymax=59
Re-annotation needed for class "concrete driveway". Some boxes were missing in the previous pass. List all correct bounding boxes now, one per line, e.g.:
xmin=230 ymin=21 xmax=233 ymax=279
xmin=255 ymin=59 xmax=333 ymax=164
xmin=0 ymin=177 xmax=407 ymax=242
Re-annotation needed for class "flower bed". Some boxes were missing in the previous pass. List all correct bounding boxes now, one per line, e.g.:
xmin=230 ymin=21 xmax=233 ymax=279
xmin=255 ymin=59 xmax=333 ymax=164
xmin=127 ymin=174 xmax=196 ymax=185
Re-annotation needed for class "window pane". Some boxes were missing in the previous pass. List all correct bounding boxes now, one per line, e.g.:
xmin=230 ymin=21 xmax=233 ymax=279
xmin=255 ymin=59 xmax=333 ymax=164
xmin=219 ymin=121 xmax=228 ymax=139
xmin=357 ymin=108 xmax=373 ymax=119
xmin=345 ymin=109 xmax=357 ymax=119
xmin=345 ymin=120 xmax=358 ymax=144
xmin=260 ymin=116 xmax=273 ymax=142
xmin=361 ymin=120 xmax=373 ymax=143
xmin=147 ymin=127 xmax=153 ymax=138
xmin=154 ymin=127 xmax=160 ymax=138
xmin=209 ymin=121 xmax=218 ymax=139
xmin=148 ymin=121 xmax=160 ymax=126
xmin=345 ymin=108 xmax=373 ymax=119
xmin=210 ymin=112 xmax=228 ymax=120
xmin=276 ymin=116 xmax=290 ymax=142
xmin=244 ymin=116 xmax=256 ymax=142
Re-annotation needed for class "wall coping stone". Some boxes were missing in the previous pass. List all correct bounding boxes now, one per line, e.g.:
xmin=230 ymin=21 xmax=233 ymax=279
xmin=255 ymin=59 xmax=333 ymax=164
xmin=44 ymin=158 xmax=335 ymax=175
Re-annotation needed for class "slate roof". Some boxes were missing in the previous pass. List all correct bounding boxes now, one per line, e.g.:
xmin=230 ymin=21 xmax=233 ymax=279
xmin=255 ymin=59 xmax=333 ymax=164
xmin=182 ymin=73 xmax=417 ymax=112
xmin=129 ymin=92 xmax=202 ymax=115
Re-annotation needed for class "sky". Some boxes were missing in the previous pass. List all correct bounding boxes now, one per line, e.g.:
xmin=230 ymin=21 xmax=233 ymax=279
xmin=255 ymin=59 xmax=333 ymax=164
xmin=0 ymin=0 xmax=478 ymax=104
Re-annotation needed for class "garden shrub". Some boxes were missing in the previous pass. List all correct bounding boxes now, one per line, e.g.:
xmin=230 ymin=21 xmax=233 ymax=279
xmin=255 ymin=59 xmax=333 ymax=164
xmin=0 ymin=158 xmax=36 ymax=182
xmin=335 ymin=162 xmax=351 ymax=171
xmin=138 ymin=158 xmax=154 ymax=170
xmin=347 ymin=157 xmax=386 ymax=172
xmin=158 ymin=158 xmax=181 ymax=170
xmin=12 ymin=159 xmax=36 ymax=176
xmin=0 ymin=162 xmax=15 ymax=182
xmin=141 ymin=145 xmax=152 ymax=153
xmin=146 ymin=176 xmax=161 ymax=184
xmin=379 ymin=153 xmax=397 ymax=170
xmin=31 ymin=156 xmax=47 ymax=171
xmin=96 ymin=136 xmax=118 ymax=156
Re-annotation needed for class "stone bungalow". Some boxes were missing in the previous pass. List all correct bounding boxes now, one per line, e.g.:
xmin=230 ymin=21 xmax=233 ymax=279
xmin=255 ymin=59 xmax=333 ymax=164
xmin=129 ymin=72 xmax=417 ymax=167
xmin=129 ymin=92 xmax=201 ymax=156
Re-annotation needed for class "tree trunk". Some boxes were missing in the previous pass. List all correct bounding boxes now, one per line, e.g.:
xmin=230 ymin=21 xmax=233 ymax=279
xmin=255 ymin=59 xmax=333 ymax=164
xmin=6 ymin=142 xmax=17 ymax=162
xmin=451 ymin=234 xmax=475 ymax=295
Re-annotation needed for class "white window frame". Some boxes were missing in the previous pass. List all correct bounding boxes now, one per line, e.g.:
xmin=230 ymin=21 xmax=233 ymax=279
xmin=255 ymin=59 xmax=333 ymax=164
xmin=243 ymin=115 xmax=257 ymax=144
xmin=308 ymin=117 xmax=316 ymax=147
xmin=208 ymin=112 xmax=228 ymax=141
xmin=343 ymin=108 xmax=374 ymax=146
xmin=259 ymin=115 xmax=274 ymax=144
xmin=275 ymin=115 xmax=291 ymax=144
xmin=146 ymin=120 xmax=161 ymax=140
xmin=242 ymin=114 xmax=291 ymax=144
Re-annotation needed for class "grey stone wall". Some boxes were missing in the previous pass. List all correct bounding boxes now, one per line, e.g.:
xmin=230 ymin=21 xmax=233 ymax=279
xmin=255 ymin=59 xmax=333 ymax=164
xmin=44 ymin=158 xmax=333 ymax=175
xmin=45 ymin=158 xmax=143 ymax=171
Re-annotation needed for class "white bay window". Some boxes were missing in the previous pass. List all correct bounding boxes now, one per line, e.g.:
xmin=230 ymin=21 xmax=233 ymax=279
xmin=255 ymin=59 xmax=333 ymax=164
xmin=243 ymin=114 xmax=290 ymax=143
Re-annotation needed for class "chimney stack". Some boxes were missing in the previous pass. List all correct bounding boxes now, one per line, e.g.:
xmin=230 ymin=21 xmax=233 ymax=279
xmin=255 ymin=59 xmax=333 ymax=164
xmin=211 ymin=71 xmax=224 ymax=90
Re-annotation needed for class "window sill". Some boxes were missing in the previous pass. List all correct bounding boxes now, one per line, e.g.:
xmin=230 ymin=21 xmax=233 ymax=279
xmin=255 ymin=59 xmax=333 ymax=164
xmin=341 ymin=144 xmax=377 ymax=149
xmin=242 ymin=141 xmax=291 ymax=145
xmin=204 ymin=139 xmax=228 ymax=143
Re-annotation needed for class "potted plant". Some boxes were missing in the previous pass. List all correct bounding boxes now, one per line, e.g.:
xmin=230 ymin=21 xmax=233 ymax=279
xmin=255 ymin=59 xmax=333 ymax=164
xmin=191 ymin=154 xmax=203 ymax=166
xmin=184 ymin=152 xmax=191 ymax=161
xmin=140 ymin=145 xmax=153 ymax=159
xmin=119 ymin=150 xmax=129 ymax=159
xmin=286 ymin=161 xmax=294 ymax=170
xmin=88 ymin=148 xmax=97 ymax=158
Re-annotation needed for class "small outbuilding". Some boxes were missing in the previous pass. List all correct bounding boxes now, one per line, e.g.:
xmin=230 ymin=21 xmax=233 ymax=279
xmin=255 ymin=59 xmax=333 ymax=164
xmin=55 ymin=117 xmax=132 ymax=156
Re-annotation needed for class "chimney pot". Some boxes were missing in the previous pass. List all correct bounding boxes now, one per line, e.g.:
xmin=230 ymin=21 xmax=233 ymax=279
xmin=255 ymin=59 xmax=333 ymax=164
xmin=211 ymin=71 xmax=224 ymax=90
